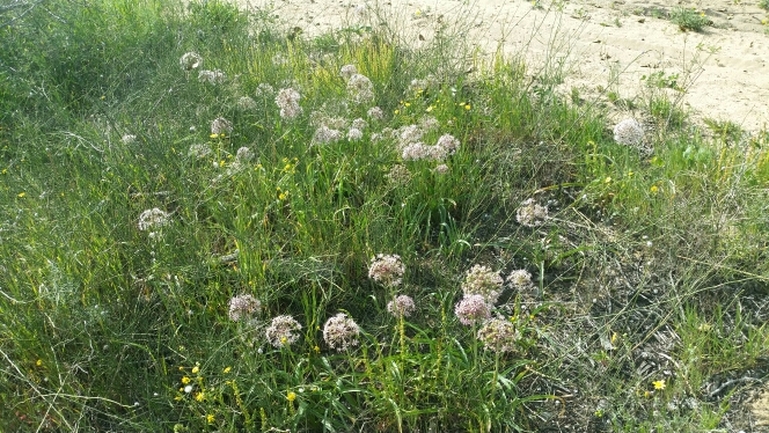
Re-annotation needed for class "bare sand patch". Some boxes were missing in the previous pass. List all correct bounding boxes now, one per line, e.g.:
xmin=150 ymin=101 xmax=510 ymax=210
xmin=237 ymin=0 xmax=768 ymax=133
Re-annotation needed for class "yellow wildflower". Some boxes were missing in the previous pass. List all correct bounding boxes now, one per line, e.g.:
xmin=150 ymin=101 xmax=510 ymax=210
xmin=286 ymin=391 xmax=297 ymax=402
xmin=206 ymin=414 xmax=215 ymax=424
xmin=223 ymin=366 xmax=232 ymax=374
xmin=652 ymin=379 xmax=666 ymax=390
xmin=195 ymin=391 xmax=205 ymax=402
xmin=181 ymin=376 xmax=191 ymax=385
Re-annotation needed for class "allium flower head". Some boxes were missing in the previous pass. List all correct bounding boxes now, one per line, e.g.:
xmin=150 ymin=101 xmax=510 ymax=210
xmin=476 ymin=318 xmax=518 ymax=353
xmin=433 ymin=164 xmax=450 ymax=174
xmin=237 ymin=96 xmax=257 ymax=110
xmin=323 ymin=313 xmax=360 ymax=351
xmin=516 ymin=198 xmax=548 ymax=227
xmin=398 ymin=124 xmax=423 ymax=145
xmin=180 ymin=52 xmax=203 ymax=70
xmin=340 ymin=64 xmax=358 ymax=81
xmin=211 ymin=117 xmax=233 ymax=135
xmin=454 ymin=294 xmax=492 ymax=326
xmin=275 ymin=88 xmax=303 ymax=120
xmin=121 ymin=134 xmax=137 ymax=145
xmin=255 ymin=83 xmax=275 ymax=97
xmin=401 ymin=142 xmax=430 ymax=161
xmin=387 ymin=295 xmax=416 ymax=318
xmin=507 ymin=269 xmax=533 ymax=290
xmin=613 ymin=118 xmax=645 ymax=147
xmin=236 ymin=146 xmax=254 ymax=161
xmin=188 ymin=143 xmax=212 ymax=159
xmin=351 ymin=117 xmax=367 ymax=131
xmin=347 ymin=74 xmax=375 ymax=104
xmin=138 ymin=208 xmax=171 ymax=231
xmin=367 ymin=106 xmax=384 ymax=121
xmin=265 ymin=315 xmax=303 ymax=348
xmin=198 ymin=69 xmax=226 ymax=84
xmin=436 ymin=134 xmax=460 ymax=155
xmin=419 ymin=116 xmax=440 ymax=132
xmin=312 ymin=125 xmax=343 ymax=145
xmin=228 ymin=294 xmax=261 ymax=322
xmin=368 ymin=254 xmax=405 ymax=288
xmin=347 ymin=128 xmax=363 ymax=141
xmin=461 ymin=265 xmax=504 ymax=303
xmin=386 ymin=164 xmax=412 ymax=185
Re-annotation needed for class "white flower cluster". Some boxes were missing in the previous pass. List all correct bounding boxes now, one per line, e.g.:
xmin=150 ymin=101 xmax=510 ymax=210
xmin=340 ymin=65 xmax=375 ymax=104
xmin=507 ymin=269 xmax=533 ymax=291
xmin=237 ymin=96 xmax=257 ymax=110
xmin=386 ymin=164 xmax=412 ymax=185
xmin=211 ymin=117 xmax=233 ymax=135
xmin=179 ymin=52 xmax=203 ymax=71
xmin=347 ymin=73 xmax=375 ymax=104
xmin=461 ymin=265 xmax=504 ymax=303
xmin=395 ymin=124 xmax=460 ymax=162
xmin=198 ymin=69 xmax=226 ymax=85
xmin=312 ymin=125 xmax=344 ymax=145
xmin=228 ymin=294 xmax=261 ymax=322
xmin=516 ymin=198 xmax=548 ymax=227
xmin=138 ymin=208 xmax=171 ymax=232
xmin=454 ymin=294 xmax=491 ymax=326
xmin=188 ymin=143 xmax=212 ymax=159
xmin=323 ymin=313 xmax=360 ymax=351
xmin=275 ymin=88 xmax=302 ymax=120
xmin=613 ymin=118 xmax=645 ymax=147
xmin=367 ymin=106 xmax=384 ymax=121
xmin=255 ymin=83 xmax=275 ymax=97
xmin=387 ymin=295 xmax=416 ymax=318
xmin=265 ymin=315 xmax=302 ymax=348
xmin=368 ymin=254 xmax=405 ymax=288
xmin=476 ymin=318 xmax=518 ymax=353
xmin=340 ymin=64 xmax=358 ymax=81
xmin=121 ymin=134 xmax=137 ymax=145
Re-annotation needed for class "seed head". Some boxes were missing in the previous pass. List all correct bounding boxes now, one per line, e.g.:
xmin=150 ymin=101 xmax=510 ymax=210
xmin=265 ymin=315 xmax=302 ymax=348
xmin=323 ymin=313 xmax=360 ymax=351
xmin=368 ymin=254 xmax=405 ymax=288
xmin=228 ymin=294 xmax=261 ymax=322
xmin=477 ymin=318 xmax=518 ymax=353
xmin=454 ymin=294 xmax=492 ymax=326
xmin=387 ymin=295 xmax=416 ymax=318
xmin=461 ymin=265 xmax=504 ymax=303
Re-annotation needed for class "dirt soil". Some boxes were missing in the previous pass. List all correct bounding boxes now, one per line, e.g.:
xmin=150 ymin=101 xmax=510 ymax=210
xmin=239 ymin=0 xmax=769 ymax=134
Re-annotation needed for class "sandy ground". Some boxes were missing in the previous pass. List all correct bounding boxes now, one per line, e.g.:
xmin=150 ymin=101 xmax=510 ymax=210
xmin=236 ymin=0 xmax=769 ymax=134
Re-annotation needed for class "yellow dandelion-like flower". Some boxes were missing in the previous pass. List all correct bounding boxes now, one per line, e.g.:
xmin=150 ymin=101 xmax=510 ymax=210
xmin=206 ymin=414 xmax=215 ymax=424
xmin=210 ymin=133 xmax=218 ymax=139
xmin=223 ymin=366 xmax=232 ymax=374
xmin=36 ymin=359 xmax=43 ymax=367
xmin=652 ymin=379 xmax=666 ymax=390
xmin=287 ymin=391 xmax=297 ymax=402
xmin=195 ymin=391 xmax=205 ymax=402
xmin=650 ymin=185 xmax=659 ymax=194
xmin=181 ymin=376 xmax=191 ymax=385
xmin=464 ymin=104 xmax=471 ymax=110
xmin=17 ymin=192 xmax=25 ymax=198
xmin=191 ymin=364 xmax=200 ymax=374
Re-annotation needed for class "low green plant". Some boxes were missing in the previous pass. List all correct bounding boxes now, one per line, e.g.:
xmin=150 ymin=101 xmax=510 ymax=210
xmin=670 ymin=7 xmax=711 ymax=32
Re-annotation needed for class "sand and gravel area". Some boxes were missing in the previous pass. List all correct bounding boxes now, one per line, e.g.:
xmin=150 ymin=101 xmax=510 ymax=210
xmin=237 ymin=0 xmax=768 ymax=133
